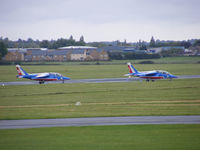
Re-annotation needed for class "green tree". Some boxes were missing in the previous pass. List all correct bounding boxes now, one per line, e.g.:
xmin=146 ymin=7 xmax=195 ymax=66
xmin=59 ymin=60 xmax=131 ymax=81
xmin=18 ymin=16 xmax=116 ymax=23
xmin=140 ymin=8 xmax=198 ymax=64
xmin=193 ymin=39 xmax=200 ymax=46
xmin=160 ymin=48 xmax=184 ymax=57
xmin=39 ymin=40 xmax=49 ymax=48
xmin=77 ymin=36 xmax=86 ymax=46
xmin=88 ymin=42 xmax=107 ymax=47
xmin=69 ymin=35 xmax=75 ymax=46
xmin=139 ymin=41 xmax=147 ymax=50
xmin=181 ymin=41 xmax=191 ymax=48
xmin=80 ymin=35 xmax=84 ymax=42
xmin=69 ymin=35 xmax=74 ymax=41
xmin=149 ymin=36 xmax=156 ymax=47
xmin=0 ymin=41 xmax=8 ymax=60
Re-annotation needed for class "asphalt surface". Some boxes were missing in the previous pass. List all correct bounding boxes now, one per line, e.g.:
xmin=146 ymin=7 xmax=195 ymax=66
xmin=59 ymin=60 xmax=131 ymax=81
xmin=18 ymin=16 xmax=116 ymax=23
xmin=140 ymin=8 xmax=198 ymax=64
xmin=0 ymin=116 xmax=199 ymax=129
xmin=1 ymin=75 xmax=200 ymax=86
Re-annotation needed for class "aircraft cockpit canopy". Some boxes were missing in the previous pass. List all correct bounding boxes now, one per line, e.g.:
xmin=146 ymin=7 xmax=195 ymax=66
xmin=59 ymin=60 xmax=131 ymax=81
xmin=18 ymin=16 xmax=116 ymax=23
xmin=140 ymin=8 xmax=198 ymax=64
xmin=50 ymin=72 xmax=63 ymax=77
xmin=156 ymin=70 xmax=170 ymax=75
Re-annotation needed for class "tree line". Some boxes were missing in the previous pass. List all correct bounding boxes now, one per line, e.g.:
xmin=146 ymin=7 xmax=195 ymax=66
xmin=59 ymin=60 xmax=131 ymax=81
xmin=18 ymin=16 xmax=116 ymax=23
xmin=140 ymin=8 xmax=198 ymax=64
xmin=1 ymin=36 xmax=199 ymax=49
xmin=149 ymin=36 xmax=192 ymax=48
xmin=0 ymin=35 xmax=86 ymax=49
xmin=108 ymin=52 xmax=161 ymax=60
xmin=1 ymin=36 xmax=200 ymax=60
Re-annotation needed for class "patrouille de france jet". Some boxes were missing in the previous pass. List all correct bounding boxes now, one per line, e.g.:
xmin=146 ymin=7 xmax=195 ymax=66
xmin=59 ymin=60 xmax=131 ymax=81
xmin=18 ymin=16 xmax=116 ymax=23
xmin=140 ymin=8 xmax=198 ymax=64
xmin=16 ymin=65 xmax=70 ymax=84
xmin=124 ymin=62 xmax=177 ymax=81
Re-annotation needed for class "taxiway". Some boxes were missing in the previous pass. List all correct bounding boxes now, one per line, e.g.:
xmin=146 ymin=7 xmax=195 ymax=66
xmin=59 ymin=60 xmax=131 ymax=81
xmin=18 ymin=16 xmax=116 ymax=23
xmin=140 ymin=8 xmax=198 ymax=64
xmin=0 ymin=115 xmax=199 ymax=129
xmin=1 ymin=75 xmax=200 ymax=86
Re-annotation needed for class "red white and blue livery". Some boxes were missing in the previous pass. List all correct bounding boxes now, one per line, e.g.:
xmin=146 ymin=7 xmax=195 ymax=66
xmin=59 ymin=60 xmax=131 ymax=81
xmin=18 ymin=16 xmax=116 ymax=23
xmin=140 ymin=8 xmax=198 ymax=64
xmin=16 ymin=65 xmax=70 ymax=84
xmin=124 ymin=62 xmax=177 ymax=81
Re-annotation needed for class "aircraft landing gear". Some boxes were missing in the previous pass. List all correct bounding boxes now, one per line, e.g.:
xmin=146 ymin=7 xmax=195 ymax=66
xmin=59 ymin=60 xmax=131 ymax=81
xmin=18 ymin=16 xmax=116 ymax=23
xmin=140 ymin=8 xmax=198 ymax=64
xmin=39 ymin=81 xmax=45 ymax=84
xmin=62 ymin=80 xmax=64 ymax=83
xmin=146 ymin=79 xmax=155 ymax=82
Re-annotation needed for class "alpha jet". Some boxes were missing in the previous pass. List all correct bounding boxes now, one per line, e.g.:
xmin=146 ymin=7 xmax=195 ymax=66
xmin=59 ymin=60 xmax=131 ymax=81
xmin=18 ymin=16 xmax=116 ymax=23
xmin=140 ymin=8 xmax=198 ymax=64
xmin=124 ymin=62 xmax=177 ymax=81
xmin=16 ymin=65 xmax=70 ymax=84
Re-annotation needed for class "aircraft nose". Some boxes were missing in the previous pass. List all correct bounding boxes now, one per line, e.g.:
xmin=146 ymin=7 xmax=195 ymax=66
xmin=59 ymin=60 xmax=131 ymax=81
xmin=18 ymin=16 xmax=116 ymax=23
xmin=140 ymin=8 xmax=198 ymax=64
xmin=170 ymin=75 xmax=177 ymax=78
xmin=63 ymin=76 xmax=70 ymax=80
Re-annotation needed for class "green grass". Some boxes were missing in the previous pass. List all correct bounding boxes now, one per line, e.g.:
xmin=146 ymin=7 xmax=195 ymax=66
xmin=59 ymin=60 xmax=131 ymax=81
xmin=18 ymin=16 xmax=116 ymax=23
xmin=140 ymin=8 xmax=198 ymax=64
xmin=1 ymin=59 xmax=200 ymax=150
xmin=0 ymin=63 xmax=200 ymax=82
xmin=6 ymin=56 xmax=200 ymax=65
xmin=124 ymin=56 xmax=200 ymax=64
xmin=0 ymin=124 xmax=200 ymax=150
xmin=0 ymin=63 xmax=200 ymax=119
xmin=0 ymin=78 xmax=200 ymax=119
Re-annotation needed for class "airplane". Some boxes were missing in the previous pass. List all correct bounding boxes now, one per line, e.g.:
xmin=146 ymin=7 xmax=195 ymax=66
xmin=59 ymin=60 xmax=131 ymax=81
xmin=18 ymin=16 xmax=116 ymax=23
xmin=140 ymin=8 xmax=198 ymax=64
xmin=124 ymin=62 xmax=177 ymax=81
xmin=16 ymin=65 xmax=70 ymax=84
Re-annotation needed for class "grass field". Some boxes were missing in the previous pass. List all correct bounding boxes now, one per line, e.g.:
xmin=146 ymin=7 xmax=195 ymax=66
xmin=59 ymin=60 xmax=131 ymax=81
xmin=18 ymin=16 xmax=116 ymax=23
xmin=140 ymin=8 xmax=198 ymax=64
xmin=0 ymin=78 xmax=200 ymax=119
xmin=0 ymin=124 xmax=200 ymax=150
xmin=110 ymin=56 xmax=200 ymax=64
xmin=0 ymin=61 xmax=200 ymax=119
xmin=0 ymin=59 xmax=200 ymax=150
xmin=0 ymin=63 xmax=200 ymax=119
xmin=5 ymin=56 xmax=200 ymax=65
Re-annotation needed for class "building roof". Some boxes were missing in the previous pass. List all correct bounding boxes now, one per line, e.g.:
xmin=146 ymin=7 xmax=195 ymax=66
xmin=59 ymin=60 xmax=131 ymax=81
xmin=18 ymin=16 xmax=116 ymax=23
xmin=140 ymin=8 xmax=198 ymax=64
xmin=58 ymin=46 xmax=97 ymax=50
xmin=31 ymin=50 xmax=68 ymax=56
xmin=99 ymin=46 xmax=137 ymax=52
xmin=161 ymin=46 xmax=185 ymax=51
xmin=24 ymin=55 xmax=32 ymax=60
xmin=8 ymin=48 xmax=27 ymax=53
xmin=32 ymin=50 xmax=47 ymax=56
xmin=48 ymin=50 xmax=68 ymax=56
xmin=71 ymin=50 xmax=86 ymax=54
xmin=26 ymin=48 xmax=47 ymax=51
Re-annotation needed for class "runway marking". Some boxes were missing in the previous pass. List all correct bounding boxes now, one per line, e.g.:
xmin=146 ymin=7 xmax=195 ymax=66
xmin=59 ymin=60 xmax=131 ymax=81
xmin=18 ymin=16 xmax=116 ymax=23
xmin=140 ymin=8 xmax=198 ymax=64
xmin=0 ymin=100 xmax=200 ymax=108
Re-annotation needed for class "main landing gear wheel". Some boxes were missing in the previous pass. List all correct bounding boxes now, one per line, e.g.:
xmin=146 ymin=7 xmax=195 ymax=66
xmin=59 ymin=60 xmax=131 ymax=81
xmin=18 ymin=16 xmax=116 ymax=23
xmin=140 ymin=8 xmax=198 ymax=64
xmin=39 ymin=81 xmax=45 ymax=84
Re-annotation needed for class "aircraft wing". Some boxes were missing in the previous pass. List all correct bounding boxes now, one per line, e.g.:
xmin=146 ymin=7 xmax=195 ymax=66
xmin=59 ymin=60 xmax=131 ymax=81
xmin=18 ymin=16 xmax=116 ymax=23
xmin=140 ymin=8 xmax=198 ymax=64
xmin=143 ymin=71 xmax=158 ymax=76
xmin=36 ymin=73 xmax=50 ymax=78
xmin=124 ymin=73 xmax=134 ymax=76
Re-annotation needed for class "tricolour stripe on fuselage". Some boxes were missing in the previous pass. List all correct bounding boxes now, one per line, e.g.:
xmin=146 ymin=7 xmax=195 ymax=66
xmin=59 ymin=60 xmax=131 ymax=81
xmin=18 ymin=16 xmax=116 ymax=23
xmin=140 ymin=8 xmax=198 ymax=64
xmin=140 ymin=76 xmax=164 ymax=79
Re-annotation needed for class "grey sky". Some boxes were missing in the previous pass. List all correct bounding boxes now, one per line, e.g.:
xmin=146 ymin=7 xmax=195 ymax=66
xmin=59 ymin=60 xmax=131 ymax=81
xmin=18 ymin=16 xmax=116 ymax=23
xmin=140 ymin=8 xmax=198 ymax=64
xmin=0 ymin=0 xmax=200 ymax=42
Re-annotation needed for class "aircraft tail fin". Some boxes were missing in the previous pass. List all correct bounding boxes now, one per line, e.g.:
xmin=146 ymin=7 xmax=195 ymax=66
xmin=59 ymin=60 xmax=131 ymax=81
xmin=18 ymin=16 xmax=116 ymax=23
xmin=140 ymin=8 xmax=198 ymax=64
xmin=127 ymin=62 xmax=138 ymax=73
xmin=16 ymin=65 xmax=28 ymax=76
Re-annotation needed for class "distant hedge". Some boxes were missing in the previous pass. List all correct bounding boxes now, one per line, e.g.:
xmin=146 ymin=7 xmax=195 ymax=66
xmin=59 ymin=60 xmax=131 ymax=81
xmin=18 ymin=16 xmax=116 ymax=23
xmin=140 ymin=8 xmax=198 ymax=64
xmin=108 ymin=52 xmax=160 ymax=60
xmin=139 ymin=61 xmax=155 ymax=64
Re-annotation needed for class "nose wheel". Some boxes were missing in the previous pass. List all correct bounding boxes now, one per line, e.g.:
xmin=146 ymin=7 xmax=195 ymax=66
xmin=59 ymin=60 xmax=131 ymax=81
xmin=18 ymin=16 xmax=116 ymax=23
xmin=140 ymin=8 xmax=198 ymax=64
xmin=60 ymin=77 xmax=64 ymax=83
xmin=39 ymin=81 xmax=45 ymax=84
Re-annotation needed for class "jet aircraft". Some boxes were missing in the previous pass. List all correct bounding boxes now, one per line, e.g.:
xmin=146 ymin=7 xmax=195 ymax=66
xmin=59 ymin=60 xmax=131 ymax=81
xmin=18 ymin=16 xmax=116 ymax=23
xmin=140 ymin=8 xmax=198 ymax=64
xmin=124 ymin=62 xmax=177 ymax=81
xmin=16 ymin=65 xmax=70 ymax=84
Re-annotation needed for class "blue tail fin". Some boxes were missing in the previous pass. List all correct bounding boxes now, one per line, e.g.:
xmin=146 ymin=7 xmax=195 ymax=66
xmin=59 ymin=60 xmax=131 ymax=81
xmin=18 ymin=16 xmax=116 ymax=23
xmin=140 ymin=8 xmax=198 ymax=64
xmin=16 ymin=65 xmax=28 ymax=76
xmin=127 ymin=63 xmax=138 ymax=73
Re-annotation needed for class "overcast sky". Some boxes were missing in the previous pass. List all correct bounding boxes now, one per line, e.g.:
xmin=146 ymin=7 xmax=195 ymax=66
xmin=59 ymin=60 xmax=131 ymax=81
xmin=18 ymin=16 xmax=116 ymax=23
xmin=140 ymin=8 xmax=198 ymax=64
xmin=0 ymin=0 xmax=200 ymax=42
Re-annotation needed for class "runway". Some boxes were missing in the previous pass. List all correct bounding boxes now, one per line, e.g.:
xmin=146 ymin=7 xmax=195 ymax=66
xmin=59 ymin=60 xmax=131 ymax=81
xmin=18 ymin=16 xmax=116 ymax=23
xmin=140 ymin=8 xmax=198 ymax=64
xmin=1 ymin=75 xmax=200 ymax=86
xmin=0 ymin=115 xmax=199 ymax=129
